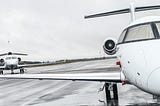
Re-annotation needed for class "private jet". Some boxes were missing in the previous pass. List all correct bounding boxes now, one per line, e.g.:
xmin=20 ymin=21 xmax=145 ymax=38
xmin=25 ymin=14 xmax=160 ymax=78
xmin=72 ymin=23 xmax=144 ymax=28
xmin=1 ymin=3 xmax=160 ymax=103
xmin=0 ymin=52 xmax=27 ymax=74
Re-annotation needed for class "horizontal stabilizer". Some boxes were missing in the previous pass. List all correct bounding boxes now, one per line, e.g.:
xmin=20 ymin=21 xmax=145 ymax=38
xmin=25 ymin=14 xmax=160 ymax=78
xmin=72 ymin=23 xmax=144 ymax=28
xmin=0 ymin=52 xmax=27 ymax=56
xmin=12 ymin=53 xmax=27 ymax=56
xmin=85 ymin=5 xmax=160 ymax=19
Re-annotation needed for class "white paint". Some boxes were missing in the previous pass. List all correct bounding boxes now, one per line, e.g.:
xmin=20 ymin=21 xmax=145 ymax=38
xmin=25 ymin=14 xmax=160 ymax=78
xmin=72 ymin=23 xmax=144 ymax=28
xmin=116 ymin=16 xmax=160 ymax=95
xmin=127 ymin=16 xmax=160 ymax=28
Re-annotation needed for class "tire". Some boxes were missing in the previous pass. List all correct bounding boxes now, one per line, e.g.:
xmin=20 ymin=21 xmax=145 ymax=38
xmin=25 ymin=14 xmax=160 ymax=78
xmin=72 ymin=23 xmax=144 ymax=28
xmin=20 ymin=69 xmax=24 ymax=74
xmin=0 ymin=71 xmax=3 ymax=75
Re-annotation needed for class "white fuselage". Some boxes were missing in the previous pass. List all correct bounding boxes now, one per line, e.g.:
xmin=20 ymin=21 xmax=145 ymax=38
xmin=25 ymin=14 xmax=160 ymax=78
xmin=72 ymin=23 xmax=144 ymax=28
xmin=117 ymin=39 xmax=160 ymax=95
xmin=4 ymin=56 xmax=19 ymax=70
xmin=116 ymin=16 xmax=160 ymax=95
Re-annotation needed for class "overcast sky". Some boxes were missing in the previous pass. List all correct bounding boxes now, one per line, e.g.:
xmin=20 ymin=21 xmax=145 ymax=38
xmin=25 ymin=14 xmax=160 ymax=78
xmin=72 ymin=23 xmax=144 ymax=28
xmin=0 ymin=0 xmax=160 ymax=61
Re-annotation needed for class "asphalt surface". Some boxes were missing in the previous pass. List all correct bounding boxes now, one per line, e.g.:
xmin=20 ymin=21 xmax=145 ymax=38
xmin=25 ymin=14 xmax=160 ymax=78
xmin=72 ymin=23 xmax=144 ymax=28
xmin=0 ymin=59 xmax=159 ymax=106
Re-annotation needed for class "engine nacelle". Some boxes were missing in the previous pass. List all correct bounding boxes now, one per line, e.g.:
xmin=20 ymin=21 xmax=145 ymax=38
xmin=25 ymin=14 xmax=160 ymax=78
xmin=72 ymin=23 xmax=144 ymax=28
xmin=103 ymin=38 xmax=117 ymax=55
xmin=0 ymin=59 xmax=4 ymax=63
xmin=18 ymin=57 xmax=21 ymax=62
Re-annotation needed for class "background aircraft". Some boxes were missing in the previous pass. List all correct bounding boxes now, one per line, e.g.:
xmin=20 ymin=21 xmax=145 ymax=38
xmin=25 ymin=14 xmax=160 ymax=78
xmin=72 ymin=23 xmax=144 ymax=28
xmin=0 ymin=52 xmax=28 ymax=74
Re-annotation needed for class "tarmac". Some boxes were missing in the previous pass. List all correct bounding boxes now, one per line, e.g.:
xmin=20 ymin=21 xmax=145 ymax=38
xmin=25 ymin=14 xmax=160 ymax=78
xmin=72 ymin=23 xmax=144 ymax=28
xmin=0 ymin=59 xmax=159 ymax=106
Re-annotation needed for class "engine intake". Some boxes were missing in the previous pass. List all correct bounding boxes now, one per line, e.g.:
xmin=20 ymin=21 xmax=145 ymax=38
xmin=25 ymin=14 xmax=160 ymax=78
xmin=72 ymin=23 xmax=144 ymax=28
xmin=103 ymin=38 xmax=117 ymax=55
xmin=18 ymin=58 xmax=21 ymax=62
xmin=0 ymin=59 xmax=4 ymax=63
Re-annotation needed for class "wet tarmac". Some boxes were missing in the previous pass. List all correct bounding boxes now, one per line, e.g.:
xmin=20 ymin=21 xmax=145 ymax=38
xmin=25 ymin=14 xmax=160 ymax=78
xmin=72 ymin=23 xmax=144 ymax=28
xmin=0 ymin=59 xmax=159 ymax=106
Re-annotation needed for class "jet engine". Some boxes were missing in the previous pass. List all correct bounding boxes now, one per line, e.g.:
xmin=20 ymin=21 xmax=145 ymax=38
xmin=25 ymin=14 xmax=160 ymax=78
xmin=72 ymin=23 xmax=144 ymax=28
xmin=103 ymin=38 xmax=117 ymax=55
xmin=0 ymin=59 xmax=4 ymax=66
xmin=18 ymin=58 xmax=21 ymax=62
xmin=0 ymin=59 xmax=4 ymax=63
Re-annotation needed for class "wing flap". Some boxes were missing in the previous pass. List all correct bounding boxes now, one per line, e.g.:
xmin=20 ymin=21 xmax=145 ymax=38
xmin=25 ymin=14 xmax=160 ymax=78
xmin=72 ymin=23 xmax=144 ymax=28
xmin=0 ymin=72 xmax=121 ymax=82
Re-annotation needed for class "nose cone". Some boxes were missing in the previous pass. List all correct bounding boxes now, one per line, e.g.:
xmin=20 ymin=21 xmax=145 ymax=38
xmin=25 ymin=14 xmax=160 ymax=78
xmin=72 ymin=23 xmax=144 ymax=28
xmin=147 ymin=67 xmax=160 ymax=95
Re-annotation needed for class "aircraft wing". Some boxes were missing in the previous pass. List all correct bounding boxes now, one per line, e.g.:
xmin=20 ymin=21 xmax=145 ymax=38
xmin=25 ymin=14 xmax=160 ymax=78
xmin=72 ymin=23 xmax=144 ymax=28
xmin=18 ymin=62 xmax=61 ymax=68
xmin=0 ymin=71 xmax=121 ymax=83
xmin=17 ymin=64 xmax=50 ymax=68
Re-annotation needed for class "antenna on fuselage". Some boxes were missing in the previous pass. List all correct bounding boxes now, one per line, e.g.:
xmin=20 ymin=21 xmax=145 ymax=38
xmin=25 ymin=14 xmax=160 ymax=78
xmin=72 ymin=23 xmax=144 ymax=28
xmin=84 ymin=3 xmax=160 ymax=21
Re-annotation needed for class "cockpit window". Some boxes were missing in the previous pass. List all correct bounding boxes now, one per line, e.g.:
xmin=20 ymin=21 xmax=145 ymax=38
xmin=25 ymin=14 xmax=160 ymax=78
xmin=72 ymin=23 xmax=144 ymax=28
xmin=6 ymin=57 xmax=11 ymax=60
xmin=12 ymin=57 xmax=17 ymax=59
xmin=118 ymin=30 xmax=127 ymax=43
xmin=124 ymin=24 xmax=154 ymax=42
xmin=5 ymin=57 xmax=17 ymax=60
xmin=155 ymin=22 xmax=160 ymax=35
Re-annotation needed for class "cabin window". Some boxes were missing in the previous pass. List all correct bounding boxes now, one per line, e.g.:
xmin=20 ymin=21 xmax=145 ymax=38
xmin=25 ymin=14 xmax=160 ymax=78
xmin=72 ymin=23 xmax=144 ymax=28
xmin=124 ymin=24 xmax=154 ymax=42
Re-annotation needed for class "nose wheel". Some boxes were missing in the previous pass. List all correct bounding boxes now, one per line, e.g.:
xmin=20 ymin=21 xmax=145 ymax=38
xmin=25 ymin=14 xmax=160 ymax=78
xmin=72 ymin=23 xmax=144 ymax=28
xmin=20 ymin=68 xmax=24 ymax=74
xmin=11 ymin=69 xmax=14 ymax=74
xmin=0 ymin=70 xmax=3 ymax=75
xmin=105 ymin=83 xmax=118 ymax=101
xmin=99 ymin=83 xmax=118 ymax=104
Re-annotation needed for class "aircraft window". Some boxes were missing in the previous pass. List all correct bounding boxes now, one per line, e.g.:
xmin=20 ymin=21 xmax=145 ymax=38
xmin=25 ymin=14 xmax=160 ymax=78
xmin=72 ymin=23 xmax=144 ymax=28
xmin=118 ymin=30 xmax=127 ymax=43
xmin=6 ymin=57 xmax=11 ymax=60
xmin=12 ymin=57 xmax=17 ymax=59
xmin=155 ymin=22 xmax=160 ymax=35
xmin=124 ymin=24 xmax=154 ymax=42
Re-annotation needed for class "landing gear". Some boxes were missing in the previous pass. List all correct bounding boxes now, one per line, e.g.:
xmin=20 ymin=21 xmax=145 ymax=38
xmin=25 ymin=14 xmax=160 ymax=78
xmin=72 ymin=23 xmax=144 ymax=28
xmin=105 ymin=83 xmax=118 ymax=100
xmin=20 ymin=68 xmax=24 ymax=74
xmin=0 ymin=71 xmax=3 ymax=75
xmin=99 ymin=83 xmax=119 ymax=105
xmin=153 ymin=95 xmax=160 ymax=102
xmin=11 ymin=69 xmax=14 ymax=74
